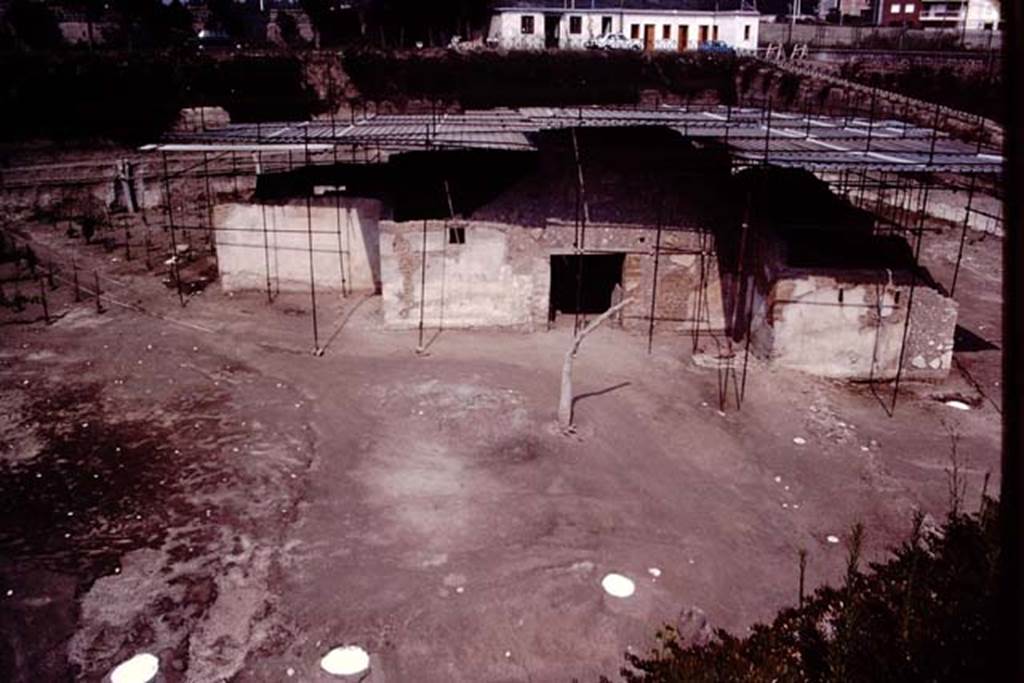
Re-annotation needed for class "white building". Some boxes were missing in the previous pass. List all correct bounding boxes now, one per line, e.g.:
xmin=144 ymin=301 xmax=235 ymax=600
xmin=964 ymin=0 xmax=1001 ymax=29
xmin=488 ymin=0 xmax=759 ymax=52
xmin=919 ymin=0 xmax=1001 ymax=29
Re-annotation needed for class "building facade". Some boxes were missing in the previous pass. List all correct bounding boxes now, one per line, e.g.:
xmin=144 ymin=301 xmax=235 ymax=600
xmin=918 ymin=0 xmax=1001 ymax=29
xmin=873 ymin=0 xmax=923 ymax=27
xmin=488 ymin=0 xmax=759 ymax=51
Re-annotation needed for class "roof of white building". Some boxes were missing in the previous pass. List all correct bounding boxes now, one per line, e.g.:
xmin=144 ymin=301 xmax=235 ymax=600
xmin=494 ymin=0 xmax=757 ymax=13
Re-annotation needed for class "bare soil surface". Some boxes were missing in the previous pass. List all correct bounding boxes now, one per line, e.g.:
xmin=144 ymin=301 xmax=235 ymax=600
xmin=0 ymin=203 xmax=1001 ymax=682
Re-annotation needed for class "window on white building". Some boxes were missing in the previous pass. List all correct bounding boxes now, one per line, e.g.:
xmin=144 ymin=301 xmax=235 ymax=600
xmin=903 ymin=3 xmax=914 ymax=11
xmin=569 ymin=16 xmax=582 ymax=34
xmin=662 ymin=25 xmax=671 ymax=39
xmin=890 ymin=3 xmax=901 ymax=12
xmin=521 ymin=15 xmax=534 ymax=34
xmin=744 ymin=25 xmax=752 ymax=40
xmin=602 ymin=16 xmax=613 ymax=33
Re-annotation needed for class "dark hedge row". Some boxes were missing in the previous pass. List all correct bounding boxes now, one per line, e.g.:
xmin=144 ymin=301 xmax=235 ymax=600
xmin=1 ymin=51 xmax=319 ymax=144
xmin=2 ymin=49 xmax=743 ymax=144
xmin=838 ymin=60 xmax=1004 ymax=123
xmin=607 ymin=499 xmax=1000 ymax=682
xmin=341 ymin=49 xmax=741 ymax=108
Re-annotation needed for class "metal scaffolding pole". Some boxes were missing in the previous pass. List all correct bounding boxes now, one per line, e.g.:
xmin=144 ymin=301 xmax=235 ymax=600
xmin=304 ymin=129 xmax=321 ymax=355
xmin=951 ymin=174 xmax=977 ymax=297
xmin=416 ymin=219 xmax=428 ymax=353
xmin=161 ymin=151 xmax=185 ymax=307
xmin=890 ymin=182 xmax=931 ymax=415
xmin=647 ymin=192 xmax=663 ymax=354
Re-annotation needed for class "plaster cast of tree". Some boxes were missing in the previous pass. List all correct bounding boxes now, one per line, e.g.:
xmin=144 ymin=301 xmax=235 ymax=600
xmin=558 ymin=297 xmax=634 ymax=432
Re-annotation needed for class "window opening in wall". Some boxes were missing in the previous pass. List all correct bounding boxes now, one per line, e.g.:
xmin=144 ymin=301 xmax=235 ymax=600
xmin=548 ymin=253 xmax=626 ymax=321
xmin=448 ymin=226 xmax=466 ymax=245
xmin=662 ymin=24 xmax=671 ymax=39
xmin=744 ymin=24 xmax=751 ymax=40
xmin=712 ymin=25 xmax=719 ymax=40
xmin=631 ymin=24 xmax=640 ymax=38
xmin=838 ymin=288 xmax=844 ymax=304
xmin=521 ymin=15 xmax=534 ymax=34
xmin=602 ymin=16 xmax=613 ymax=32
xmin=570 ymin=16 xmax=582 ymax=34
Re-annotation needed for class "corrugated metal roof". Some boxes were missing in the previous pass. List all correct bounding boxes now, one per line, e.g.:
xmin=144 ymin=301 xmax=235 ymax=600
xmin=150 ymin=105 xmax=1003 ymax=174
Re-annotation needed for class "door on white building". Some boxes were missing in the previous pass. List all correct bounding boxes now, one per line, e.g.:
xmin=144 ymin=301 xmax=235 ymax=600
xmin=643 ymin=24 xmax=656 ymax=51
xmin=678 ymin=25 xmax=689 ymax=50
xmin=544 ymin=14 xmax=561 ymax=48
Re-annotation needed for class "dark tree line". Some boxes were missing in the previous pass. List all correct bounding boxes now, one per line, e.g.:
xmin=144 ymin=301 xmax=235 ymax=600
xmin=1 ymin=0 xmax=499 ymax=51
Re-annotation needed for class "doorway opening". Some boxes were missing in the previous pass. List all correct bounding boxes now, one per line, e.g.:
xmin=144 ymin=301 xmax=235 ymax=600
xmin=549 ymin=253 xmax=626 ymax=321
xmin=544 ymin=14 xmax=561 ymax=48
xmin=678 ymin=24 xmax=689 ymax=51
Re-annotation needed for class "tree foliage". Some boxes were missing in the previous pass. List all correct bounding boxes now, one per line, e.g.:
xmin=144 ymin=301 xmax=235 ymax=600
xmin=107 ymin=0 xmax=194 ymax=50
xmin=2 ymin=0 xmax=65 ymax=51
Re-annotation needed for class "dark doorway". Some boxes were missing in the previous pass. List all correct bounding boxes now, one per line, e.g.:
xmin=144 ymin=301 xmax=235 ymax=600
xmin=549 ymin=253 xmax=625 ymax=320
xmin=544 ymin=15 xmax=561 ymax=48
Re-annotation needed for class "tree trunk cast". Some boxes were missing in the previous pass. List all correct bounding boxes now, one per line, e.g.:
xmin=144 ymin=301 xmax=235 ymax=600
xmin=557 ymin=297 xmax=633 ymax=432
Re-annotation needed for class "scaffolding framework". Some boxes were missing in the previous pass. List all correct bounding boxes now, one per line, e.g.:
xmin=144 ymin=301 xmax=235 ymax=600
xmin=1 ymin=95 xmax=1004 ymax=415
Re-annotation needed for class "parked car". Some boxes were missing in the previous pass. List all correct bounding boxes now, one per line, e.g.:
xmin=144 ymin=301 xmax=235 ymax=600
xmin=196 ymin=29 xmax=239 ymax=50
xmin=585 ymin=33 xmax=642 ymax=51
xmin=698 ymin=40 xmax=735 ymax=56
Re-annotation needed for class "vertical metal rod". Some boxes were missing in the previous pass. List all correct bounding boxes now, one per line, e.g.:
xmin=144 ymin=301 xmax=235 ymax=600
xmin=571 ymin=128 xmax=587 ymax=334
xmin=928 ymin=103 xmax=940 ymax=164
xmin=203 ymin=151 xmax=215 ymax=256
xmin=72 ymin=257 xmax=80 ymax=301
xmin=647 ymin=197 xmax=663 ymax=354
xmin=258 ymin=153 xmax=273 ymax=304
xmin=38 ymin=276 xmax=49 ymax=324
xmin=950 ymin=175 xmax=976 ymax=296
xmin=304 ymin=130 xmax=320 ymax=354
xmin=417 ymin=219 xmax=428 ymax=351
xmin=124 ymin=218 xmax=131 ymax=261
xmin=94 ymin=271 xmax=103 ymax=314
xmin=161 ymin=152 xmax=185 ymax=307
xmin=891 ymin=183 xmax=930 ymax=415
xmin=330 ymin=110 xmax=348 ymax=297
xmin=804 ymin=96 xmax=812 ymax=138
xmin=865 ymin=88 xmax=877 ymax=151
xmin=739 ymin=231 xmax=756 ymax=405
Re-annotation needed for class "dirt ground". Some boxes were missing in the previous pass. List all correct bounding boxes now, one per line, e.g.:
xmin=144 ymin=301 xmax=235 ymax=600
xmin=0 ymin=201 xmax=1002 ymax=682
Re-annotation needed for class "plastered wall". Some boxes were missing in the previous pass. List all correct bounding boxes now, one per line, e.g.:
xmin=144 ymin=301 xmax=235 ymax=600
xmin=213 ymin=198 xmax=381 ymax=293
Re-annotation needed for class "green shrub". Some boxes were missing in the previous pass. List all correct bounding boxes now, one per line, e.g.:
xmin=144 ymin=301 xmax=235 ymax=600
xmin=607 ymin=500 xmax=999 ymax=682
